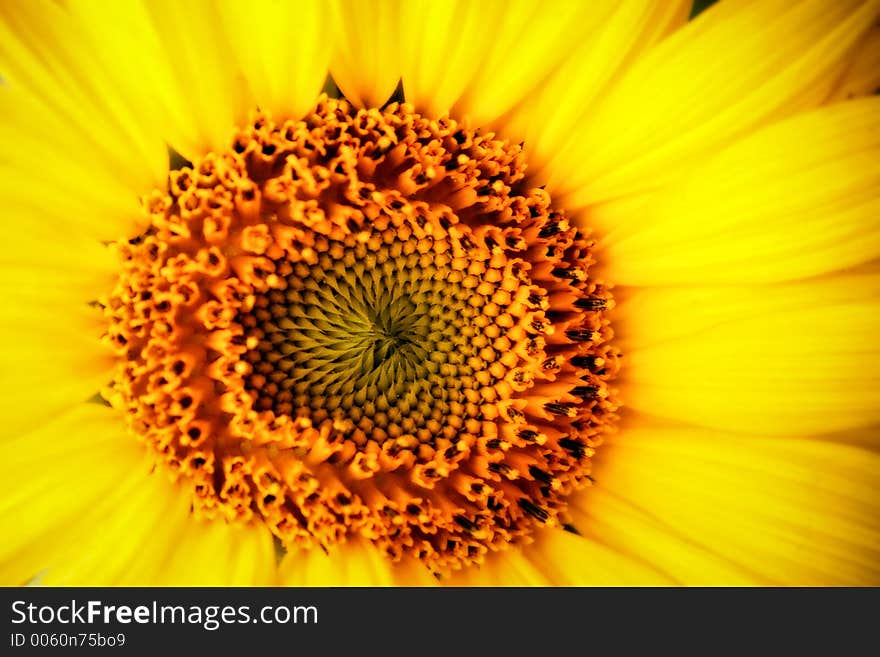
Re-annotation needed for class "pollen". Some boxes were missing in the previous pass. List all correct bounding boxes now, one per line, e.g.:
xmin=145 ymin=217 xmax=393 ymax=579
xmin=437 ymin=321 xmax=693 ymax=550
xmin=103 ymin=96 xmax=620 ymax=574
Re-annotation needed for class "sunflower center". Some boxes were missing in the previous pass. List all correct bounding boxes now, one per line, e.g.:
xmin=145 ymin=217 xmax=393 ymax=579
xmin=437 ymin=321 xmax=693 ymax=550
xmin=104 ymin=96 xmax=620 ymax=574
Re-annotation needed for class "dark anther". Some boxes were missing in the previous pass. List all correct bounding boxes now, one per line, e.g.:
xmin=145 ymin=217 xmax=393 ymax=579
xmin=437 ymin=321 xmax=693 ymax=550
xmin=562 ymin=523 xmax=582 ymax=536
xmin=485 ymin=438 xmax=502 ymax=449
xmin=530 ymin=319 xmax=549 ymax=333
xmin=454 ymin=515 xmax=476 ymax=531
xmin=538 ymin=221 xmax=560 ymax=238
xmin=261 ymin=144 xmax=276 ymax=156
xmin=570 ymin=385 xmax=599 ymax=400
xmin=542 ymin=357 xmax=559 ymax=370
xmin=544 ymin=402 xmax=576 ymax=417
xmin=574 ymin=297 xmax=607 ymax=311
xmin=528 ymin=465 xmax=553 ymax=484
xmin=488 ymin=462 xmax=513 ymax=476
xmin=570 ymin=355 xmax=598 ymax=369
xmin=517 ymin=429 xmax=538 ymax=442
xmin=506 ymin=407 xmax=525 ymax=422
xmin=558 ymin=437 xmax=586 ymax=458
xmin=528 ymin=292 xmax=545 ymax=306
xmin=518 ymin=499 xmax=549 ymax=522
xmin=565 ymin=329 xmax=595 ymax=342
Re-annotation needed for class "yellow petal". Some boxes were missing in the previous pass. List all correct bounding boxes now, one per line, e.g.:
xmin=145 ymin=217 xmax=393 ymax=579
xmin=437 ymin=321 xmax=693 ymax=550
xmin=0 ymin=402 xmax=276 ymax=585
xmin=0 ymin=285 xmax=111 ymax=438
xmin=405 ymin=1 xmax=669 ymax=127
xmin=216 ymin=0 xmax=330 ymax=122
xmin=501 ymin=0 xmax=690 ymax=172
xmin=0 ymin=234 xmax=115 ymax=303
xmin=812 ymin=423 xmax=880 ymax=451
xmin=46 ymin=478 xmax=277 ymax=586
xmin=396 ymin=0 xmax=512 ymax=118
xmin=617 ymin=273 xmax=880 ymax=436
xmin=0 ymin=0 xmax=168 ymax=199
xmin=604 ymin=98 xmax=880 ymax=285
xmin=443 ymin=544 xmax=552 ymax=586
xmin=0 ymin=121 xmax=119 ymax=285
xmin=550 ymin=0 xmax=880 ymax=208
xmin=0 ymin=87 xmax=151 ymax=240
xmin=111 ymin=493 xmax=278 ymax=587
xmin=0 ymin=403 xmax=144 ymax=584
xmin=66 ymin=0 xmax=253 ymax=159
xmin=825 ymin=22 xmax=880 ymax=102
xmin=518 ymin=527 xmax=675 ymax=586
xmin=278 ymin=539 xmax=432 ymax=586
xmin=615 ymin=268 xmax=880 ymax=352
xmin=329 ymin=0 xmax=402 ymax=108
xmin=569 ymin=487 xmax=760 ymax=585
xmin=0 ymin=146 xmax=119 ymax=434
xmin=4 ymin=0 xmax=329 ymax=242
xmin=582 ymin=425 xmax=880 ymax=585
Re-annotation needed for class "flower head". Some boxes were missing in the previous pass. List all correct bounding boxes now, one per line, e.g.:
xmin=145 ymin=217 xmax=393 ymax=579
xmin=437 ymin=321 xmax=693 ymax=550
xmin=1 ymin=0 xmax=878 ymax=586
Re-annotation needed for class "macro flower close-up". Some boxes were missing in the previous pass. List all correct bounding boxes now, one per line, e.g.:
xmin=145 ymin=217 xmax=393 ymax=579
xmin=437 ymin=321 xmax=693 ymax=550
xmin=1 ymin=0 xmax=879 ymax=587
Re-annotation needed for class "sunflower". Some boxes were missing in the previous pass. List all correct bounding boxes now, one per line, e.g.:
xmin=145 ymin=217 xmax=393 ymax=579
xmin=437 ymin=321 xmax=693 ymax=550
xmin=1 ymin=0 xmax=878 ymax=587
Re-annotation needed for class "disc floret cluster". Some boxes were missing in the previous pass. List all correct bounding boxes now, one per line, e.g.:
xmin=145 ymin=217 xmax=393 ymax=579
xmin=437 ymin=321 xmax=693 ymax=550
xmin=104 ymin=97 xmax=620 ymax=573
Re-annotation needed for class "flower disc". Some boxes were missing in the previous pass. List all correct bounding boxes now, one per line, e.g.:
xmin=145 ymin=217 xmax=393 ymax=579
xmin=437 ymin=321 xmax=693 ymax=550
xmin=105 ymin=97 xmax=620 ymax=573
